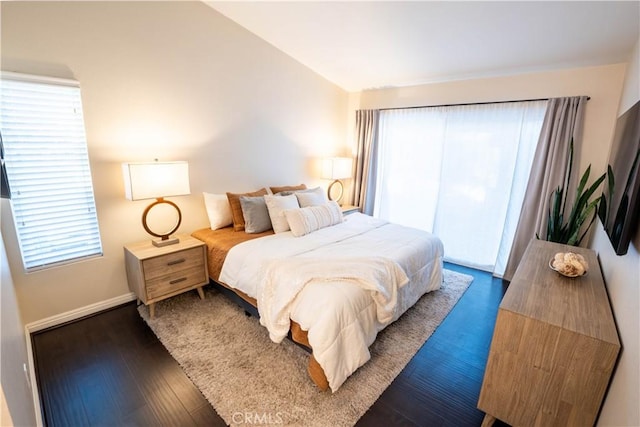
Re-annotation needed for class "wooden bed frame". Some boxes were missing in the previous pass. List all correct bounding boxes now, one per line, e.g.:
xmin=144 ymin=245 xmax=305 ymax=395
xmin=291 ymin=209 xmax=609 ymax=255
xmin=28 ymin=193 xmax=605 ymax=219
xmin=209 ymin=278 xmax=330 ymax=391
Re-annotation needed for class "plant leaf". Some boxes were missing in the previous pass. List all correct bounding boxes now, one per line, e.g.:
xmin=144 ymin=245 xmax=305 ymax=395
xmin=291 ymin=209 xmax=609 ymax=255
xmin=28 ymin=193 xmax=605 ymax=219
xmin=567 ymin=165 xmax=591 ymax=230
xmin=577 ymin=205 xmax=600 ymax=246
xmin=570 ymin=197 xmax=601 ymax=245
xmin=548 ymin=187 xmax=563 ymax=241
xmin=561 ymin=138 xmax=574 ymax=216
xmin=568 ymin=169 xmax=605 ymax=235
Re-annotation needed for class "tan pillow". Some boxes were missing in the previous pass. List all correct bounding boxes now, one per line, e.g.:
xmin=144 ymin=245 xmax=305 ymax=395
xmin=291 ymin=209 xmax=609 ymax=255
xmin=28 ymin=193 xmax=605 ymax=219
xmin=226 ymin=188 xmax=268 ymax=231
xmin=269 ymin=184 xmax=307 ymax=194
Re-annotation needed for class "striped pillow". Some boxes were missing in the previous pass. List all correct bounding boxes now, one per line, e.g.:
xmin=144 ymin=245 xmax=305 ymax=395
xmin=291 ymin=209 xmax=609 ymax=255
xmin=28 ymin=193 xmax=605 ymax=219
xmin=284 ymin=201 xmax=343 ymax=237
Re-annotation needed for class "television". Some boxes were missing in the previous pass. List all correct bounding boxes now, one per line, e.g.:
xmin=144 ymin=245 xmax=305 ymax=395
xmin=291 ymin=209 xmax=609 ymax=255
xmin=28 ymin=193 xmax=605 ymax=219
xmin=598 ymin=99 xmax=640 ymax=256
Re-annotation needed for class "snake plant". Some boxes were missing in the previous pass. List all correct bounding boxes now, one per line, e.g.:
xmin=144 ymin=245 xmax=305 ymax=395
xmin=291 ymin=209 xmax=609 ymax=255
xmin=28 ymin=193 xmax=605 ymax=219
xmin=539 ymin=139 xmax=606 ymax=246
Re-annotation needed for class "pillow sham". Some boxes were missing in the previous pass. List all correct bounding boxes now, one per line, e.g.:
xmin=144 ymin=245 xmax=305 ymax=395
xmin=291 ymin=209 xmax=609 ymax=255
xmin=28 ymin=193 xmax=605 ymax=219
xmin=295 ymin=186 xmax=327 ymax=208
xmin=270 ymin=183 xmax=307 ymax=194
xmin=239 ymin=196 xmax=272 ymax=234
xmin=203 ymin=192 xmax=233 ymax=230
xmin=227 ymin=188 xmax=268 ymax=231
xmin=264 ymin=194 xmax=299 ymax=233
xmin=284 ymin=200 xmax=343 ymax=237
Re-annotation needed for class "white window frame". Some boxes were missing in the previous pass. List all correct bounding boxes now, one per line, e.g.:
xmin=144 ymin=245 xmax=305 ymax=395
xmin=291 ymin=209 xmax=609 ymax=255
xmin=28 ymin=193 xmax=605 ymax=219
xmin=1 ymin=71 xmax=103 ymax=271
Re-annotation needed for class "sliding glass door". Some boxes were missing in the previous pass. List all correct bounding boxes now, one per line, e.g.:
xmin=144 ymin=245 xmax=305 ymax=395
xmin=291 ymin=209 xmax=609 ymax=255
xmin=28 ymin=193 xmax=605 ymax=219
xmin=374 ymin=101 xmax=547 ymax=275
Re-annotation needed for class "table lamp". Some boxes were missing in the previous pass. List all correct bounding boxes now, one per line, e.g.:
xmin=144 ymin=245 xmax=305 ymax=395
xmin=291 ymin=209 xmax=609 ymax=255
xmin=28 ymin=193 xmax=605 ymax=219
xmin=321 ymin=157 xmax=353 ymax=204
xmin=122 ymin=160 xmax=190 ymax=247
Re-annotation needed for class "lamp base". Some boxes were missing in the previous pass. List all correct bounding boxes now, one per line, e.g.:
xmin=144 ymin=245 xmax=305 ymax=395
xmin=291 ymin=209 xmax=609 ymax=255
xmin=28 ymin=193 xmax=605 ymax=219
xmin=152 ymin=236 xmax=180 ymax=247
xmin=327 ymin=179 xmax=344 ymax=204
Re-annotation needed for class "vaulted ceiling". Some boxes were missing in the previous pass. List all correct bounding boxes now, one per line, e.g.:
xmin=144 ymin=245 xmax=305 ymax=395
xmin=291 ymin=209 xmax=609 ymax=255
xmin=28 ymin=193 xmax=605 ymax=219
xmin=206 ymin=1 xmax=640 ymax=92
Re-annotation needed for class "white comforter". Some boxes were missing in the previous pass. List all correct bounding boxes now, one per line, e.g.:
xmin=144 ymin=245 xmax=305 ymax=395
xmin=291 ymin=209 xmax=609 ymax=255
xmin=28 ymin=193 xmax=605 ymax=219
xmin=219 ymin=213 xmax=444 ymax=391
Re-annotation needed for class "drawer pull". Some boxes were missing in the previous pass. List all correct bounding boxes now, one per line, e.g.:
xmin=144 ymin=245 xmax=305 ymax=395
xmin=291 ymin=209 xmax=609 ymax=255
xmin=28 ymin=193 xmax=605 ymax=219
xmin=169 ymin=277 xmax=187 ymax=285
xmin=167 ymin=258 xmax=186 ymax=266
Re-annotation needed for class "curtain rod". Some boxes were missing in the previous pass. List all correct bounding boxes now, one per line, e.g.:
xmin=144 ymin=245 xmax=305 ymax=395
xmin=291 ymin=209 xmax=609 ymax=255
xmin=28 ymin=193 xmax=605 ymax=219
xmin=378 ymin=96 xmax=590 ymax=112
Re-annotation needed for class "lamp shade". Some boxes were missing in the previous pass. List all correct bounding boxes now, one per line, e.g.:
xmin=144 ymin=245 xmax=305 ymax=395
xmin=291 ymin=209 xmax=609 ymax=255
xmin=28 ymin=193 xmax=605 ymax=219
xmin=122 ymin=161 xmax=190 ymax=201
xmin=321 ymin=157 xmax=353 ymax=180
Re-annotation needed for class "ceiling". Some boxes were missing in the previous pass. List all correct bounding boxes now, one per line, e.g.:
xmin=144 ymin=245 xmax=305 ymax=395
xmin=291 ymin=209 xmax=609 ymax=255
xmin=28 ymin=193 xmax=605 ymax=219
xmin=206 ymin=1 xmax=639 ymax=92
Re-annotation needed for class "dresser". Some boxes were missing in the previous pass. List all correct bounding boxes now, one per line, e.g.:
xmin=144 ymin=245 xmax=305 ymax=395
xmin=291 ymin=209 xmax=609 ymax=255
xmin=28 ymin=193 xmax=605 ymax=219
xmin=478 ymin=239 xmax=620 ymax=426
xmin=124 ymin=234 xmax=208 ymax=318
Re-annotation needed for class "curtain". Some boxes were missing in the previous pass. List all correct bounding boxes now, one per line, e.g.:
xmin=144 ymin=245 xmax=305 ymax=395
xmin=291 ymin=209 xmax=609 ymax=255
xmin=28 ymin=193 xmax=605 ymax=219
xmin=503 ymin=96 xmax=588 ymax=281
xmin=351 ymin=109 xmax=380 ymax=214
xmin=374 ymin=101 xmax=547 ymax=274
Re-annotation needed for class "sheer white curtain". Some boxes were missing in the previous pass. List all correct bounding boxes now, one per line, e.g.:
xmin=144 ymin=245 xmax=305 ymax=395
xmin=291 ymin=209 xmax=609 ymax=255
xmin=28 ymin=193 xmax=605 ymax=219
xmin=374 ymin=101 xmax=547 ymax=275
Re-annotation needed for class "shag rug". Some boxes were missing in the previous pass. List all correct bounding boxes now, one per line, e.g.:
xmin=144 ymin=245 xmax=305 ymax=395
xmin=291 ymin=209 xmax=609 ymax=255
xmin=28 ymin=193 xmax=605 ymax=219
xmin=139 ymin=269 xmax=473 ymax=427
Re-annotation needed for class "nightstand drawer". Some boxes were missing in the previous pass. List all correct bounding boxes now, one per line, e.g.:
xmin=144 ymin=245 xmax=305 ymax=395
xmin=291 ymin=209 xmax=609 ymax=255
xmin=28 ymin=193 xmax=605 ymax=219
xmin=143 ymin=247 xmax=204 ymax=280
xmin=146 ymin=266 xmax=207 ymax=299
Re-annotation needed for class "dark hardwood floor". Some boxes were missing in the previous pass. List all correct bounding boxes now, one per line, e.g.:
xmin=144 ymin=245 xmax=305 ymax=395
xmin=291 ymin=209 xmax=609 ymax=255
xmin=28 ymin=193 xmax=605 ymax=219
xmin=31 ymin=263 xmax=508 ymax=426
xmin=356 ymin=263 xmax=509 ymax=427
xmin=31 ymin=299 xmax=224 ymax=426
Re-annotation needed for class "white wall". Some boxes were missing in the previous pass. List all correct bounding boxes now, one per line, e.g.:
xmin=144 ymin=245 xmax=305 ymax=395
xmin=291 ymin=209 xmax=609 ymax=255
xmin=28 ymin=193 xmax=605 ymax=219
xmin=593 ymin=36 xmax=640 ymax=427
xmin=0 ymin=224 xmax=36 ymax=427
xmin=0 ymin=1 xmax=348 ymax=324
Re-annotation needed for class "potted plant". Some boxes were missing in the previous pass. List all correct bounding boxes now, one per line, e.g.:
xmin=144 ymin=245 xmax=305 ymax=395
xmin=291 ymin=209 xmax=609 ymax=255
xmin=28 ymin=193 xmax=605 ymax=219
xmin=540 ymin=139 xmax=606 ymax=246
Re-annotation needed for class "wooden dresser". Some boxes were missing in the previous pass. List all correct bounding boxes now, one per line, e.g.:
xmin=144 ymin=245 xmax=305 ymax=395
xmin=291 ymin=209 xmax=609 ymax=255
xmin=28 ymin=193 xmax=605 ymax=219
xmin=478 ymin=239 xmax=620 ymax=426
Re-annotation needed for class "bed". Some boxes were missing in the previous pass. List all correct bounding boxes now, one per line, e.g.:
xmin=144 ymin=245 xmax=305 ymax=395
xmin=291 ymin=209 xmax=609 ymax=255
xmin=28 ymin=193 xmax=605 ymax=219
xmin=192 ymin=212 xmax=444 ymax=392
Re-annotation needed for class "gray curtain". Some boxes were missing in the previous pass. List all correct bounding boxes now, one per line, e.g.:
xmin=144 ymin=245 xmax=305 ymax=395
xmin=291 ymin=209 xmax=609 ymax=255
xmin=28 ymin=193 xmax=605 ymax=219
xmin=503 ymin=96 xmax=588 ymax=281
xmin=351 ymin=109 xmax=380 ymax=214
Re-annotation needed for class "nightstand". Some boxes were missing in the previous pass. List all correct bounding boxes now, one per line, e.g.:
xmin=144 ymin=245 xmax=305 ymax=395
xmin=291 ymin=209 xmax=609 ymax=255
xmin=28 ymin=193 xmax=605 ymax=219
xmin=340 ymin=205 xmax=360 ymax=215
xmin=124 ymin=234 xmax=208 ymax=318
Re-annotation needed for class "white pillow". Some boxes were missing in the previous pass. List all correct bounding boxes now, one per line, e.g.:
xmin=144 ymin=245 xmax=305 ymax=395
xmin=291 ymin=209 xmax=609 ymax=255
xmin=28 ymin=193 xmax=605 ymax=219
xmin=264 ymin=194 xmax=299 ymax=233
xmin=295 ymin=186 xmax=327 ymax=207
xmin=203 ymin=192 xmax=233 ymax=230
xmin=284 ymin=201 xmax=343 ymax=237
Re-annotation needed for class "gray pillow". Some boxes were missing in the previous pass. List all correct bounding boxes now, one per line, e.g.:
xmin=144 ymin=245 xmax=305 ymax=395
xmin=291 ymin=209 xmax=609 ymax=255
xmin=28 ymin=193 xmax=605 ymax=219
xmin=239 ymin=196 xmax=272 ymax=233
xmin=296 ymin=186 xmax=327 ymax=207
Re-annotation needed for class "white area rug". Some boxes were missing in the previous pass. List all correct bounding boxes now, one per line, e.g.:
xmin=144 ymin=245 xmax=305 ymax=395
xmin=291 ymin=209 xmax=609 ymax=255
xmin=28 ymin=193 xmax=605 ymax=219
xmin=139 ymin=269 xmax=473 ymax=427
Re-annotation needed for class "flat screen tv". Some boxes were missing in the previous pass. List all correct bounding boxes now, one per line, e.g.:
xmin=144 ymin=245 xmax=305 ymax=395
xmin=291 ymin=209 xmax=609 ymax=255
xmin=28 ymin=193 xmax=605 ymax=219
xmin=598 ymin=99 xmax=640 ymax=256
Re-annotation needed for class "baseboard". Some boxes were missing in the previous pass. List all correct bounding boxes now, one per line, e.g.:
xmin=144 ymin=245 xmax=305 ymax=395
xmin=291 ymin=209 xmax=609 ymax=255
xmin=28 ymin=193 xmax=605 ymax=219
xmin=24 ymin=328 xmax=43 ymax=427
xmin=25 ymin=292 xmax=137 ymax=333
xmin=24 ymin=292 xmax=137 ymax=426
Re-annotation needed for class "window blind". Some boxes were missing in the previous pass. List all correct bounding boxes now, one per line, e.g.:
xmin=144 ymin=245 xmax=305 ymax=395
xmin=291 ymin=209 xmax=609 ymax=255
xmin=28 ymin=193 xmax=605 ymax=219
xmin=1 ymin=72 xmax=103 ymax=271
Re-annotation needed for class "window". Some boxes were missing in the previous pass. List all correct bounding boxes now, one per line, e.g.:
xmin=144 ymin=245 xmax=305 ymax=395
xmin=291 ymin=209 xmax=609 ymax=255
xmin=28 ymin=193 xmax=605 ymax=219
xmin=374 ymin=101 xmax=547 ymax=275
xmin=1 ymin=72 xmax=103 ymax=271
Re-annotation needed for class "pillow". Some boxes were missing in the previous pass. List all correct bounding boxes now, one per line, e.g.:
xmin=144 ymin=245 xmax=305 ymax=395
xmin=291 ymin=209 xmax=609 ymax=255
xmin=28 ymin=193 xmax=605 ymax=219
xmin=284 ymin=201 xmax=343 ymax=237
xmin=264 ymin=194 xmax=299 ymax=233
xmin=203 ymin=192 xmax=233 ymax=230
xmin=295 ymin=186 xmax=327 ymax=208
xmin=270 ymin=184 xmax=307 ymax=194
xmin=239 ymin=196 xmax=272 ymax=234
xmin=227 ymin=188 xmax=268 ymax=231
